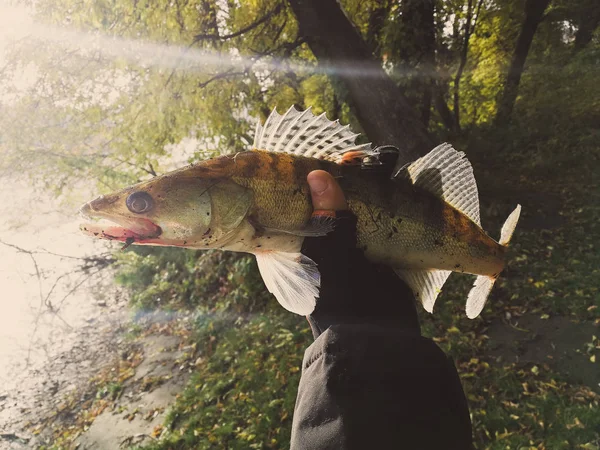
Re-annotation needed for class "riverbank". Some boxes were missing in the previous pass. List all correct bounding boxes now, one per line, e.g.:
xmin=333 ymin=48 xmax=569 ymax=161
xmin=0 ymin=289 xmax=127 ymax=449
xmin=0 ymin=293 xmax=197 ymax=450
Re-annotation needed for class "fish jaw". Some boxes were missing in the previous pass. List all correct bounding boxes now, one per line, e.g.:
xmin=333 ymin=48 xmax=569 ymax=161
xmin=79 ymin=199 xmax=163 ymax=243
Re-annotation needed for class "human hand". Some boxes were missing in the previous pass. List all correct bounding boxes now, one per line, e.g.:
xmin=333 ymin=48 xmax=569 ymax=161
xmin=301 ymin=170 xmax=420 ymax=339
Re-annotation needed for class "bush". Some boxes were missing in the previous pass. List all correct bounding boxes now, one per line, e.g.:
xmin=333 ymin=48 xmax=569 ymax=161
xmin=114 ymin=247 xmax=277 ymax=315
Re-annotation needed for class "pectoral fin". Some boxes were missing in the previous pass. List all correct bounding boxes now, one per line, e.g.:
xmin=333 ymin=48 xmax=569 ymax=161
xmin=255 ymin=251 xmax=320 ymax=315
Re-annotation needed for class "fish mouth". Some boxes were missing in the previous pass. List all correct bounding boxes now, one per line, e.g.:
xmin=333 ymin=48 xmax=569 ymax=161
xmin=79 ymin=201 xmax=162 ymax=243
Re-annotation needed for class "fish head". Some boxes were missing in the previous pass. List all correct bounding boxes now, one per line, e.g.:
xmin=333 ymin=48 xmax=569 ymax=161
xmin=79 ymin=164 xmax=253 ymax=248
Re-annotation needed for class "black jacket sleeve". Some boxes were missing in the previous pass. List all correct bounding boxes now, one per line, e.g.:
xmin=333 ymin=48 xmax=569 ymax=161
xmin=291 ymin=212 xmax=474 ymax=449
xmin=290 ymin=324 xmax=473 ymax=449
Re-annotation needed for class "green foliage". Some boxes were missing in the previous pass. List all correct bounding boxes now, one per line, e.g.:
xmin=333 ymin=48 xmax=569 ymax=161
xmin=3 ymin=0 xmax=596 ymax=190
xmin=99 ymin=382 xmax=124 ymax=401
xmin=114 ymin=247 xmax=277 ymax=314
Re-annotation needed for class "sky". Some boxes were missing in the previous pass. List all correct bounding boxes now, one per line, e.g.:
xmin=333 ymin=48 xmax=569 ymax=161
xmin=0 ymin=3 xmax=34 ymax=60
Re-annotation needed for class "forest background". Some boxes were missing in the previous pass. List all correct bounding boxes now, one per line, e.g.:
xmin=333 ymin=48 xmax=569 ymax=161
xmin=0 ymin=0 xmax=599 ymax=448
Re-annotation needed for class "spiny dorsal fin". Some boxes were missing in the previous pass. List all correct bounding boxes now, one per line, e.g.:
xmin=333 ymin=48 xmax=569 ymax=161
xmin=253 ymin=106 xmax=373 ymax=164
xmin=396 ymin=143 xmax=481 ymax=226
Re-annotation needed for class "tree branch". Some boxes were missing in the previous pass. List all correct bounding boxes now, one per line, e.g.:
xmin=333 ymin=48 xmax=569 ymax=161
xmin=147 ymin=162 xmax=157 ymax=177
xmin=248 ymin=37 xmax=306 ymax=58
xmin=193 ymin=3 xmax=284 ymax=43
xmin=198 ymin=70 xmax=246 ymax=88
xmin=112 ymin=156 xmax=160 ymax=177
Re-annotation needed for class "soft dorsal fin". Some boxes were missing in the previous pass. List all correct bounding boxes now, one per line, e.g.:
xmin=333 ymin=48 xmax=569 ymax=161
xmin=253 ymin=106 xmax=374 ymax=164
xmin=396 ymin=143 xmax=481 ymax=226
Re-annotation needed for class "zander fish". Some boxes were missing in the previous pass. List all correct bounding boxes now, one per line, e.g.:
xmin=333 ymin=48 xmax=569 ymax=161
xmin=80 ymin=107 xmax=521 ymax=318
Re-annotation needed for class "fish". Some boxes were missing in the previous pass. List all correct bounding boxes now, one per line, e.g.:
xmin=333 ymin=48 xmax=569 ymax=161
xmin=79 ymin=106 xmax=521 ymax=319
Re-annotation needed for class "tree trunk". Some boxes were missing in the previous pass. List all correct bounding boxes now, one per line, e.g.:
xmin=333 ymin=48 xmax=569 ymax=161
xmin=434 ymin=84 xmax=458 ymax=132
xmin=286 ymin=0 xmax=433 ymax=163
xmin=415 ymin=0 xmax=435 ymax=129
xmin=453 ymin=0 xmax=486 ymax=131
xmin=389 ymin=0 xmax=436 ymax=129
xmin=495 ymin=0 xmax=552 ymax=126
xmin=574 ymin=0 xmax=600 ymax=52
xmin=366 ymin=1 xmax=391 ymax=59
xmin=452 ymin=0 xmax=474 ymax=131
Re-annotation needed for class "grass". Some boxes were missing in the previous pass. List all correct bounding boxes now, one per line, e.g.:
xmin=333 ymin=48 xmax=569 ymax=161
xmin=425 ymin=123 xmax=600 ymax=448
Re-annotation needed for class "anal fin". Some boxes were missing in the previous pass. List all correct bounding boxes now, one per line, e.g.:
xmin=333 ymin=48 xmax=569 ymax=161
xmin=255 ymin=251 xmax=320 ymax=315
xmin=394 ymin=269 xmax=451 ymax=313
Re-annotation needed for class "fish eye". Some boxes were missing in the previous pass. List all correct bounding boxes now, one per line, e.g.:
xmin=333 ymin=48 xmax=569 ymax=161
xmin=126 ymin=191 xmax=154 ymax=214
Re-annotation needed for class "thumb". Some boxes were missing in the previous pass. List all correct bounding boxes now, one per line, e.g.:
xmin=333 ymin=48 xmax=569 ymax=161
xmin=307 ymin=170 xmax=347 ymax=212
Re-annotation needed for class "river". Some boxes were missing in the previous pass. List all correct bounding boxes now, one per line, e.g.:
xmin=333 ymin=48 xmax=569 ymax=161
xmin=0 ymin=178 xmax=128 ymax=444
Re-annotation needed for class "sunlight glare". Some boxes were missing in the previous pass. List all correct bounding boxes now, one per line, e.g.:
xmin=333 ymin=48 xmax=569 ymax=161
xmin=0 ymin=3 xmax=35 ymax=61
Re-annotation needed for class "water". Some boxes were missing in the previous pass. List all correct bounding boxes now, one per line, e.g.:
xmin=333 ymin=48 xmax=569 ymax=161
xmin=0 ymin=178 xmax=128 ymax=436
xmin=0 ymin=218 xmax=102 ymax=383
xmin=0 ymin=4 xmax=221 ymax=396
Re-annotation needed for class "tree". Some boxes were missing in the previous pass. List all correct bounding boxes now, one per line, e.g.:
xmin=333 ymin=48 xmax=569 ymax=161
xmin=573 ymin=0 xmax=600 ymax=52
xmin=286 ymin=0 xmax=433 ymax=162
xmin=452 ymin=0 xmax=484 ymax=131
xmin=495 ymin=0 xmax=552 ymax=126
xmin=382 ymin=0 xmax=436 ymax=129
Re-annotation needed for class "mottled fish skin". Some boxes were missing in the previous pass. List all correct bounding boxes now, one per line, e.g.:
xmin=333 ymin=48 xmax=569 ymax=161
xmin=228 ymin=151 xmax=326 ymax=232
xmin=80 ymin=149 xmax=505 ymax=278
xmin=223 ymin=150 xmax=506 ymax=277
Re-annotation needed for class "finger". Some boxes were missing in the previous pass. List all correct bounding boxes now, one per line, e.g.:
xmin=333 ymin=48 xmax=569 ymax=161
xmin=307 ymin=170 xmax=347 ymax=211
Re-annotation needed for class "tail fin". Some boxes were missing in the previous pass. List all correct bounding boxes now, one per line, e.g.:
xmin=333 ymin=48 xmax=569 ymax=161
xmin=465 ymin=205 xmax=522 ymax=319
xmin=499 ymin=204 xmax=521 ymax=246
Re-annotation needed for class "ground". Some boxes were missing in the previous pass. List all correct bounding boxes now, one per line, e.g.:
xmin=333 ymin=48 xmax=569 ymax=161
xmin=0 ymin=308 xmax=198 ymax=450
xmin=487 ymin=315 xmax=599 ymax=393
xmin=74 ymin=333 xmax=191 ymax=449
